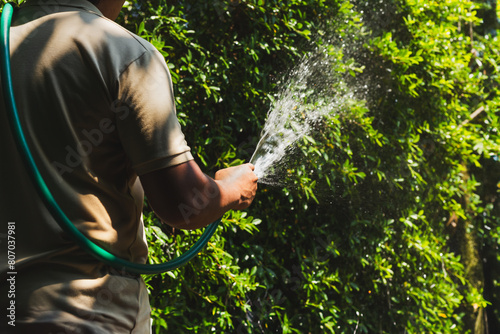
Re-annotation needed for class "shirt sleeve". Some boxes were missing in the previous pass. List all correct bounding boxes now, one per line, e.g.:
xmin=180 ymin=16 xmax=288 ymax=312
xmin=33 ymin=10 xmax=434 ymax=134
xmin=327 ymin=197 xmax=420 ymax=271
xmin=115 ymin=49 xmax=193 ymax=175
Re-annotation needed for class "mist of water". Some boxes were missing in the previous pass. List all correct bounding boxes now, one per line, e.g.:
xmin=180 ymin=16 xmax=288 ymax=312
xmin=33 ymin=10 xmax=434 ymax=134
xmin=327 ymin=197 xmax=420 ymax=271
xmin=249 ymin=43 xmax=357 ymax=187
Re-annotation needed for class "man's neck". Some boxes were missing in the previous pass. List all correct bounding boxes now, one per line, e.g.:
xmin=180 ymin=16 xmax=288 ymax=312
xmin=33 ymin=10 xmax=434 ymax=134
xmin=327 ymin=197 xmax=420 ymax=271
xmin=94 ymin=0 xmax=125 ymax=21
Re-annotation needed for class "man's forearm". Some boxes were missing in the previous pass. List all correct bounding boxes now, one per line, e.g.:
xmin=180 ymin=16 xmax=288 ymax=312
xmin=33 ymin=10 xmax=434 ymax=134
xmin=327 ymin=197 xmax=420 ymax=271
xmin=140 ymin=160 xmax=257 ymax=230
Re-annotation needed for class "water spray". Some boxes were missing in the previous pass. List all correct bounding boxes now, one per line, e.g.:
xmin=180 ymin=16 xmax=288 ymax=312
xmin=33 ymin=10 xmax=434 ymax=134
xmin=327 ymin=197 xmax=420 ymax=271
xmin=249 ymin=43 xmax=346 ymax=186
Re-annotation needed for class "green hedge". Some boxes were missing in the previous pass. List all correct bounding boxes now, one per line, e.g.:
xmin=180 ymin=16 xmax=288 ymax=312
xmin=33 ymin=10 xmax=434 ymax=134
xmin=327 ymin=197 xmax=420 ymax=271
xmin=120 ymin=1 xmax=500 ymax=332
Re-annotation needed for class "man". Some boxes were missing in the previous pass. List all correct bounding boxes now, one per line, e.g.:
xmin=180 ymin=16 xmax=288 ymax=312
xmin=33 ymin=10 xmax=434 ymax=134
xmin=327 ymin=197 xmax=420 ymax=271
xmin=0 ymin=0 xmax=258 ymax=333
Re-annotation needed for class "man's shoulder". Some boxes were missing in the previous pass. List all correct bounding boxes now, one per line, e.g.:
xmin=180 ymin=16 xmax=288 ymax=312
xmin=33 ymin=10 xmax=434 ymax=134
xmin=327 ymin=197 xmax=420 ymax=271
xmin=71 ymin=11 xmax=161 ymax=75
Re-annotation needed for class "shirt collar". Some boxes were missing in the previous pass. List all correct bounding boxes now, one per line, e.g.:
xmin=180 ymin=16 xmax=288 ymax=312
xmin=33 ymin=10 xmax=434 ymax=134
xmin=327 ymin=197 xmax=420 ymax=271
xmin=22 ymin=0 xmax=103 ymax=17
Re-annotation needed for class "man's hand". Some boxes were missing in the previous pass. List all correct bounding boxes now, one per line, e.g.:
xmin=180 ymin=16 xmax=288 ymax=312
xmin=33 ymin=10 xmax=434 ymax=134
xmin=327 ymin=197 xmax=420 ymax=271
xmin=215 ymin=163 xmax=258 ymax=211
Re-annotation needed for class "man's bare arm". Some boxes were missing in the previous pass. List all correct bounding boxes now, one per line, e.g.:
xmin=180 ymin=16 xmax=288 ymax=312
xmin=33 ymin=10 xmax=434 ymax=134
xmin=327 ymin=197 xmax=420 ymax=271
xmin=139 ymin=160 xmax=258 ymax=230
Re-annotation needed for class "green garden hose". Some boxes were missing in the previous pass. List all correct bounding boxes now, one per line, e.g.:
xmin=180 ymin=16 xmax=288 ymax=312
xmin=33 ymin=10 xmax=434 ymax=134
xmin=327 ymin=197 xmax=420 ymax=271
xmin=0 ymin=2 xmax=220 ymax=275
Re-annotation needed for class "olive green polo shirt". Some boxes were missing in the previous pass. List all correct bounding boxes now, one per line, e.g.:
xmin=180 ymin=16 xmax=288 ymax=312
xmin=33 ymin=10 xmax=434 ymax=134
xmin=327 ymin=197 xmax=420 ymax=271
xmin=0 ymin=0 xmax=193 ymax=332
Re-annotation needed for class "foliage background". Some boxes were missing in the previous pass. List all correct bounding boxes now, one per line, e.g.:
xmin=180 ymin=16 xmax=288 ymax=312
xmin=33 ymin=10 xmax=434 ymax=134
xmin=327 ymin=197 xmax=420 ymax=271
xmin=118 ymin=1 xmax=499 ymax=333
xmin=6 ymin=0 xmax=500 ymax=333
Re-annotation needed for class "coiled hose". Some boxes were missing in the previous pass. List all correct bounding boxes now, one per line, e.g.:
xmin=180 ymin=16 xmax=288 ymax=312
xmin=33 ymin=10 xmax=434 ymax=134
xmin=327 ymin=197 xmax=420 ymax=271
xmin=0 ymin=2 xmax=220 ymax=275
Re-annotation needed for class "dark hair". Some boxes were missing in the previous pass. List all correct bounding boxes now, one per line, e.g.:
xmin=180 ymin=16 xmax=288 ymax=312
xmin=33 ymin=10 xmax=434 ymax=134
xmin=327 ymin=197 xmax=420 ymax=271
xmin=87 ymin=0 xmax=100 ymax=5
